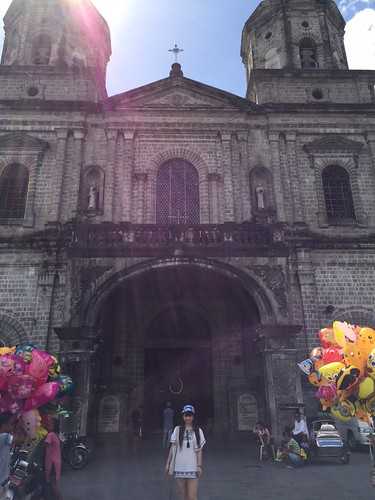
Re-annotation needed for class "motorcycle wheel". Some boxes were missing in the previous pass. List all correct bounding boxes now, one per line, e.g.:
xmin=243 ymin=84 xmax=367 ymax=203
xmin=68 ymin=446 xmax=89 ymax=470
xmin=340 ymin=453 xmax=350 ymax=465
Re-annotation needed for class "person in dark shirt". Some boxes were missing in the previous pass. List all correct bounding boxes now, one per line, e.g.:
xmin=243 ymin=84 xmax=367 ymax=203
xmin=130 ymin=407 xmax=142 ymax=454
xmin=162 ymin=402 xmax=175 ymax=449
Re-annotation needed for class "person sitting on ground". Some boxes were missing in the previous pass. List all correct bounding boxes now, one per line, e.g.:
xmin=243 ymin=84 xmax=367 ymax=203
xmin=275 ymin=430 xmax=289 ymax=462
xmin=281 ymin=428 xmax=307 ymax=468
xmin=292 ymin=411 xmax=309 ymax=445
xmin=253 ymin=421 xmax=275 ymax=460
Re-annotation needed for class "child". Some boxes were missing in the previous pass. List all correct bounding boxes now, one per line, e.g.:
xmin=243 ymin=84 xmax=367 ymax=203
xmin=44 ymin=419 xmax=63 ymax=500
xmin=253 ymin=422 xmax=275 ymax=461
xmin=0 ymin=413 xmax=14 ymax=500
xmin=282 ymin=428 xmax=307 ymax=468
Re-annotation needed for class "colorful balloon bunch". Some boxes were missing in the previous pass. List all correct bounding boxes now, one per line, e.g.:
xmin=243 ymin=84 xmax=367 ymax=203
xmin=298 ymin=321 xmax=375 ymax=423
xmin=0 ymin=344 xmax=74 ymax=439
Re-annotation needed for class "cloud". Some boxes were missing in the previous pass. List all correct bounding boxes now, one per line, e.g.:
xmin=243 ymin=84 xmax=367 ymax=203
xmin=338 ymin=0 xmax=373 ymax=16
xmin=345 ymin=8 xmax=375 ymax=70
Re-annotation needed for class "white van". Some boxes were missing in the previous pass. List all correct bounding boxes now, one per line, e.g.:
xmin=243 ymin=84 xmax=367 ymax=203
xmin=334 ymin=418 xmax=373 ymax=450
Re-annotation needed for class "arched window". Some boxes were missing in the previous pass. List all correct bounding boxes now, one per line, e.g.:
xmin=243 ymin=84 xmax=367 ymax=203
xmin=299 ymin=38 xmax=318 ymax=69
xmin=322 ymin=165 xmax=355 ymax=222
xmin=0 ymin=163 xmax=29 ymax=219
xmin=32 ymin=34 xmax=52 ymax=65
xmin=156 ymin=159 xmax=199 ymax=224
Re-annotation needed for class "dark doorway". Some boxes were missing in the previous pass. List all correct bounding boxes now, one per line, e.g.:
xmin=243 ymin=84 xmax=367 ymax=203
xmin=144 ymin=305 xmax=213 ymax=432
xmin=92 ymin=264 xmax=262 ymax=436
xmin=144 ymin=347 xmax=213 ymax=432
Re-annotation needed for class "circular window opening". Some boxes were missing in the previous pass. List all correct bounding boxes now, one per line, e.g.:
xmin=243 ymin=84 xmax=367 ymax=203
xmin=27 ymin=86 xmax=39 ymax=97
xmin=302 ymin=21 xmax=309 ymax=28
xmin=265 ymin=32 xmax=272 ymax=40
xmin=312 ymin=88 xmax=324 ymax=100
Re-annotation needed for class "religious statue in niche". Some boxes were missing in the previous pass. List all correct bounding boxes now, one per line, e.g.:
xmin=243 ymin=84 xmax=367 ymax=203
xmin=255 ymin=185 xmax=266 ymax=210
xmin=87 ymin=184 xmax=99 ymax=211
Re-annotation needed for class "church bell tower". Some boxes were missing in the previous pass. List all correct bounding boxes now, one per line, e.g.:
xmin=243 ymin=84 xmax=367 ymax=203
xmin=241 ymin=0 xmax=349 ymax=103
xmin=1 ymin=0 xmax=112 ymax=102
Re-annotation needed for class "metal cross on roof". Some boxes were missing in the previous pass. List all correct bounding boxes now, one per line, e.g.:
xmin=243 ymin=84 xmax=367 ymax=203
xmin=168 ymin=43 xmax=184 ymax=63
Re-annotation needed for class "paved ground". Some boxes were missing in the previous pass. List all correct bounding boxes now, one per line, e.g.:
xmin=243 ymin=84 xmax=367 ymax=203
xmin=61 ymin=436 xmax=374 ymax=500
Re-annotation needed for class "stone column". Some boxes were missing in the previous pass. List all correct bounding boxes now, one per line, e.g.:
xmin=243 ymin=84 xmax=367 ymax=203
xmin=221 ymin=132 xmax=235 ymax=221
xmin=56 ymin=328 xmax=97 ymax=437
xmin=238 ymin=132 xmax=251 ymax=221
xmin=263 ymin=344 xmax=300 ymax=440
xmin=269 ymin=132 xmax=286 ymax=221
xmin=122 ymin=131 xmax=135 ymax=222
xmin=296 ymin=249 xmax=321 ymax=349
xmin=78 ymin=351 xmax=93 ymax=437
xmin=285 ymin=132 xmax=304 ymax=222
xmin=367 ymin=132 xmax=375 ymax=171
xmin=51 ymin=129 xmax=68 ymax=222
xmin=208 ymin=173 xmax=221 ymax=223
xmin=68 ymin=129 xmax=85 ymax=220
xmin=133 ymin=173 xmax=147 ymax=224
xmin=258 ymin=325 xmax=301 ymax=441
xmin=105 ymin=129 xmax=118 ymax=221
xmin=318 ymin=12 xmax=334 ymax=68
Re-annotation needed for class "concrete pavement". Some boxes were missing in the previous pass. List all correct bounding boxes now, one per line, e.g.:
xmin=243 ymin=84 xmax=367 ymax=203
xmin=61 ymin=436 xmax=374 ymax=500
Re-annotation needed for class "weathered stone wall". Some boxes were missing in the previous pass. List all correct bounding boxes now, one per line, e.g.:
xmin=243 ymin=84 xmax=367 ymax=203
xmin=0 ymin=67 xmax=102 ymax=102
xmin=250 ymin=70 xmax=375 ymax=104
xmin=1 ymin=0 xmax=375 ymax=434
xmin=0 ymin=251 xmax=66 ymax=350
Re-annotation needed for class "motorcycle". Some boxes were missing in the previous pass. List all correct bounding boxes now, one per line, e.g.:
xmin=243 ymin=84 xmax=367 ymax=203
xmin=60 ymin=433 xmax=89 ymax=470
xmin=6 ymin=448 xmax=45 ymax=500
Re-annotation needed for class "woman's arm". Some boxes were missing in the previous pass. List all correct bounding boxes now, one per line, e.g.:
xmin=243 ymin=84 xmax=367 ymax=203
xmin=165 ymin=444 xmax=175 ymax=473
xmin=196 ymin=449 xmax=203 ymax=477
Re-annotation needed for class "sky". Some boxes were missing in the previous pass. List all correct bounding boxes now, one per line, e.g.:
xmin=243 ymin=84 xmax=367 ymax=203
xmin=0 ymin=0 xmax=374 ymax=98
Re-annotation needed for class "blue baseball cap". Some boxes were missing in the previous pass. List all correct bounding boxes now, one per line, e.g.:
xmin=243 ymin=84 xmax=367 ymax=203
xmin=182 ymin=405 xmax=195 ymax=415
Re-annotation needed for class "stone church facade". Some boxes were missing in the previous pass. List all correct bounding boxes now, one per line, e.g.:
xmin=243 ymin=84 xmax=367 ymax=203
xmin=0 ymin=0 xmax=375 ymax=438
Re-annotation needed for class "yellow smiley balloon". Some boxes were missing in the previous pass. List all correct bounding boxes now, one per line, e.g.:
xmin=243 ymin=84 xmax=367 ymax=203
xmin=358 ymin=377 xmax=375 ymax=400
xmin=357 ymin=328 xmax=375 ymax=357
xmin=343 ymin=343 xmax=367 ymax=376
xmin=319 ymin=362 xmax=345 ymax=383
xmin=333 ymin=321 xmax=347 ymax=348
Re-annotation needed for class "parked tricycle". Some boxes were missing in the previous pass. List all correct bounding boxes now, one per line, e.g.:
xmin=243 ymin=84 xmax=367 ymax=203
xmin=309 ymin=419 xmax=350 ymax=465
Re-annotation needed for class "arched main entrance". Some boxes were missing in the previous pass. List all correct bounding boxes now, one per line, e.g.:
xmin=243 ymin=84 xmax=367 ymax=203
xmin=89 ymin=262 xmax=266 ymax=436
xmin=143 ymin=304 xmax=213 ymax=431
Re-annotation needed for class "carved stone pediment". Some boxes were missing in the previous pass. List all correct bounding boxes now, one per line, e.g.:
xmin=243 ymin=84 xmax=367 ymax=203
xmin=105 ymin=76 xmax=255 ymax=112
xmin=0 ymin=132 xmax=49 ymax=153
xmin=303 ymin=135 xmax=364 ymax=155
xmin=129 ymin=89 xmax=231 ymax=109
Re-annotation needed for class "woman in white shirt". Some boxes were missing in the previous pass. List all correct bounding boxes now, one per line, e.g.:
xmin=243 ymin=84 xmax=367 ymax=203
xmin=292 ymin=412 xmax=309 ymax=444
xmin=165 ymin=405 xmax=206 ymax=500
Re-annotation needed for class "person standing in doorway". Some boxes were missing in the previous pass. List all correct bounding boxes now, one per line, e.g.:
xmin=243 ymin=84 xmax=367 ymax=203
xmin=163 ymin=402 xmax=175 ymax=449
xmin=165 ymin=405 xmax=206 ymax=500
xmin=130 ymin=406 xmax=143 ymax=454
